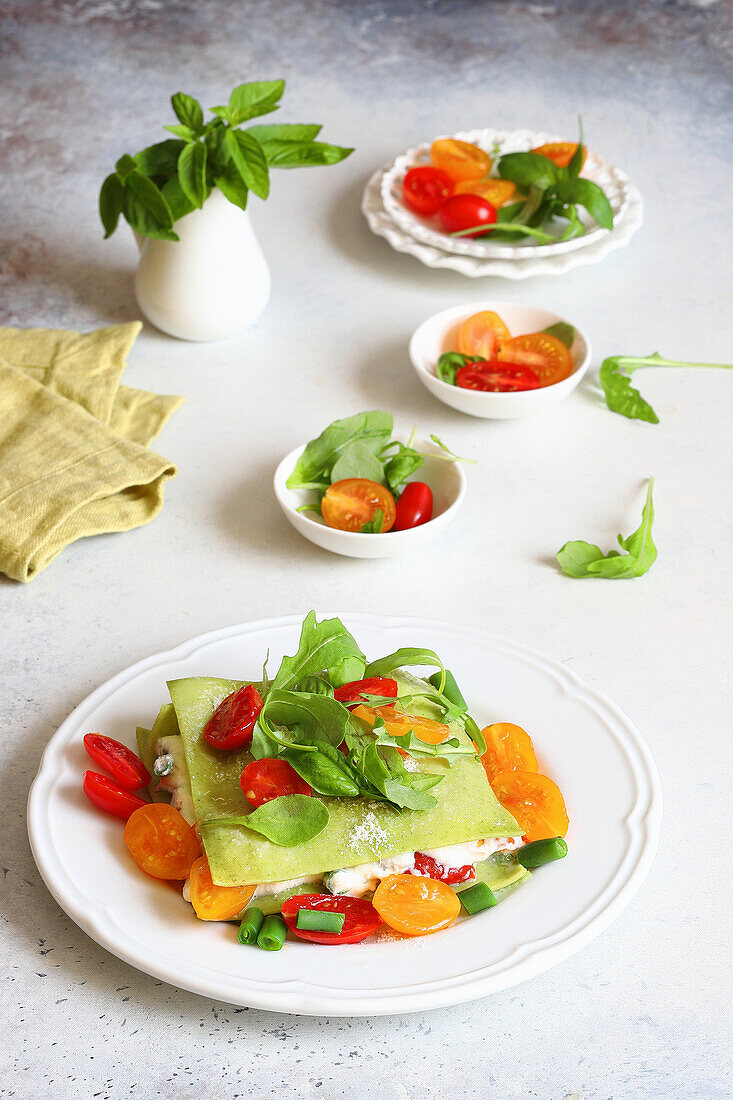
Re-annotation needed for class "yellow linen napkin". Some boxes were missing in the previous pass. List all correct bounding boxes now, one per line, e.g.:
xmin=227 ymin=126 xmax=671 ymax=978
xmin=0 ymin=322 xmax=184 ymax=582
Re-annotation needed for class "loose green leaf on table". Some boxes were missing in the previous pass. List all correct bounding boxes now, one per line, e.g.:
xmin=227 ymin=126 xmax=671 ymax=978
xmin=203 ymin=793 xmax=329 ymax=846
xmin=556 ymin=478 xmax=657 ymax=579
xmin=600 ymin=352 xmax=733 ymax=423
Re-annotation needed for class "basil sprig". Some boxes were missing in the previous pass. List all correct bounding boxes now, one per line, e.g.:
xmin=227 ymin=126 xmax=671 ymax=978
xmin=600 ymin=353 xmax=733 ymax=423
xmin=99 ymin=80 xmax=353 ymax=241
xmin=557 ymin=479 xmax=657 ymax=579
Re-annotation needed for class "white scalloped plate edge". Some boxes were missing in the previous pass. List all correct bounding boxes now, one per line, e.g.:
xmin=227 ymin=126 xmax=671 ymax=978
xmin=27 ymin=612 xmax=662 ymax=1016
xmin=363 ymin=168 xmax=644 ymax=278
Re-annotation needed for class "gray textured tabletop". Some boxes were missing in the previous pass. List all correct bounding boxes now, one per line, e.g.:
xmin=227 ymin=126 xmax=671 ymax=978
xmin=1 ymin=2 xmax=731 ymax=1098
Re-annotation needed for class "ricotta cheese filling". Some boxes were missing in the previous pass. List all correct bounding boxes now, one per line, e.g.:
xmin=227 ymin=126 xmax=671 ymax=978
xmin=153 ymin=737 xmax=196 ymax=825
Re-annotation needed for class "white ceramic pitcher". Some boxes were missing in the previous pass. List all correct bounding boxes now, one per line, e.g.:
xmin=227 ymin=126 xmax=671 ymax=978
xmin=133 ymin=187 xmax=271 ymax=342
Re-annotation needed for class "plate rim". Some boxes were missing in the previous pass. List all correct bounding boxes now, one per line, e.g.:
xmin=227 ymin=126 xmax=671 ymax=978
xmin=27 ymin=611 xmax=662 ymax=1016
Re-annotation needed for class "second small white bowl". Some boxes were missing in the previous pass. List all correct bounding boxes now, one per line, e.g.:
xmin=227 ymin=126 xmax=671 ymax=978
xmin=409 ymin=300 xmax=592 ymax=419
xmin=273 ymin=437 xmax=466 ymax=559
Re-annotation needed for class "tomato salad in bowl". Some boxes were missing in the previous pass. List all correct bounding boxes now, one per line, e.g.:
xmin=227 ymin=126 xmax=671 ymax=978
xmin=273 ymin=411 xmax=468 ymax=558
xmin=410 ymin=301 xmax=591 ymax=420
xmin=80 ymin=613 xmax=569 ymax=951
xmin=381 ymin=125 xmax=631 ymax=260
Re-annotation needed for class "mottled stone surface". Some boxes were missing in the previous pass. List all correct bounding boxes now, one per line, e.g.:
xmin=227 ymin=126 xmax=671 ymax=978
xmin=0 ymin=2 xmax=731 ymax=1098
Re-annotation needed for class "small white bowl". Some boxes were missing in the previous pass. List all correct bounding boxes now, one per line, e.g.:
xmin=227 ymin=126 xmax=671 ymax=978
xmin=409 ymin=300 xmax=592 ymax=419
xmin=273 ymin=437 xmax=466 ymax=558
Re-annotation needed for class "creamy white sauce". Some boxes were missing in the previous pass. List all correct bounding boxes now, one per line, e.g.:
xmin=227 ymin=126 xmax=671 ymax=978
xmin=154 ymin=736 xmax=196 ymax=825
xmin=420 ymin=836 xmax=523 ymax=867
xmin=327 ymin=852 xmax=415 ymax=897
xmin=254 ymin=875 xmax=322 ymax=898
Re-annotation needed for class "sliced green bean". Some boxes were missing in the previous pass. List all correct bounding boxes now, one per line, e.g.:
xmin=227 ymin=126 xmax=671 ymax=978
xmin=238 ymin=906 xmax=264 ymax=945
xmin=459 ymin=881 xmax=497 ymax=915
xmin=296 ymin=909 xmax=345 ymax=934
xmin=429 ymin=669 xmax=466 ymax=709
xmin=517 ymin=837 xmax=568 ymax=868
xmin=257 ymin=913 xmax=288 ymax=951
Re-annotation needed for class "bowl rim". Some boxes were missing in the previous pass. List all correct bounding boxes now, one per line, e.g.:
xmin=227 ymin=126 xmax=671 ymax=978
xmin=409 ymin=299 xmax=592 ymax=401
xmin=273 ymin=435 xmax=468 ymax=545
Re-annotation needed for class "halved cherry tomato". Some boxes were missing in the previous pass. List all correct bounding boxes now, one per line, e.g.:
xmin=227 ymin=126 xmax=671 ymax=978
xmin=480 ymin=722 xmax=539 ymax=783
xmin=334 ymin=677 xmax=399 ymax=705
xmin=455 ymin=362 xmax=540 ymax=392
xmin=498 ymin=332 xmax=573 ymax=387
xmin=240 ymin=758 xmax=311 ymax=807
xmin=438 ymin=193 xmax=497 ymax=237
xmin=203 ymin=683 xmax=263 ymax=751
xmin=431 ymin=139 xmax=491 ymax=182
xmin=189 ymin=854 xmax=257 ymax=921
xmin=352 ymin=703 xmax=451 ymax=746
xmin=281 ymin=893 xmax=382 ymax=944
xmin=411 ymin=851 xmax=475 ymax=885
xmin=402 ymin=166 xmax=454 ymax=215
xmin=373 ymin=873 xmax=460 ymax=936
xmin=531 ymin=142 xmax=586 ymax=170
xmin=83 ymin=733 xmax=150 ymax=791
xmin=454 ymin=178 xmax=517 ymax=206
xmin=321 ymin=478 xmax=396 ymax=533
xmin=123 ymin=803 xmax=200 ymax=880
xmin=394 ymin=481 xmax=433 ymax=531
xmin=457 ymin=310 xmax=512 ymax=359
xmin=491 ymin=770 xmax=569 ymax=842
xmin=83 ymin=771 xmax=147 ymax=820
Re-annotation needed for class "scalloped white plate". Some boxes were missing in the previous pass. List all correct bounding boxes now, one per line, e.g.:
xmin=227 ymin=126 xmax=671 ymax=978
xmin=363 ymin=168 xmax=644 ymax=279
xmin=381 ymin=129 xmax=633 ymax=259
xmin=27 ymin=613 xmax=661 ymax=1016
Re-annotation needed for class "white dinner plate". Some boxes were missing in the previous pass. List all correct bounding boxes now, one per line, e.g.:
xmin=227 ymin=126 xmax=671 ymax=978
xmin=381 ymin=128 xmax=633 ymax=259
xmin=27 ymin=613 xmax=661 ymax=1017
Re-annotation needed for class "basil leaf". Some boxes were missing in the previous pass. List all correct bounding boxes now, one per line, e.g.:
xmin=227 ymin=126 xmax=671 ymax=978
xmin=567 ymin=116 xmax=585 ymax=178
xmin=250 ymin=717 xmax=281 ymax=758
xmin=123 ymin=189 xmax=179 ymax=241
xmin=163 ymin=123 xmax=198 ymax=142
xmin=331 ymin=440 xmax=385 ymax=484
xmin=260 ymin=140 xmax=353 ymax=168
xmin=557 ymin=479 xmax=657 ymax=579
xmin=171 ymin=91 xmax=203 ymax=133
xmin=134 ymin=139 xmax=185 ymax=177
xmin=115 ymin=154 xmax=137 ymax=183
xmin=271 ymin=611 xmax=365 ymax=691
xmin=227 ymin=79 xmax=285 ymax=125
xmin=224 ymin=128 xmax=269 ymax=199
xmin=286 ymin=411 xmax=393 ymax=489
xmin=283 ymin=747 xmax=360 ymax=797
xmin=177 ymin=141 xmax=208 ymax=208
xmin=382 ymin=444 xmax=423 ymax=494
xmin=498 ymin=152 xmax=558 ymax=190
xmin=436 ymin=351 xmax=478 ymax=386
xmin=213 ymin=163 xmax=249 ymax=211
xmin=248 ymin=123 xmax=322 ymax=143
xmin=360 ymin=508 xmax=384 ymax=534
xmin=543 ymin=322 xmax=575 ymax=349
xmin=126 ymin=169 xmax=174 ymax=228
xmin=161 ymin=174 xmax=195 ymax=221
xmin=557 ymin=177 xmax=613 ymax=230
xmin=365 ymin=647 xmax=444 ymax=680
xmin=203 ymin=794 xmax=329 ymax=846
xmin=99 ymin=173 xmax=125 ymax=238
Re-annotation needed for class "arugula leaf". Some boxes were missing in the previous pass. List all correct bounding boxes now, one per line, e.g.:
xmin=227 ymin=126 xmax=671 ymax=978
xmin=294 ymin=675 xmax=333 ymax=696
xmin=171 ymin=92 xmax=204 ymax=133
xmin=380 ymin=442 xmax=423 ymax=493
xmin=283 ymin=744 xmax=361 ymax=797
xmin=286 ymin=411 xmax=393 ymax=490
xmin=331 ymin=440 xmax=385 ymax=484
xmin=429 ymin=435 xmax=474 ymax=465
xmin=203 ymin=793 xmax=328 ymax=846
xmin=557 ymin=478 xmax=657 ymax=579
xmin=543 ymin=322 xmax=575 ymax=349
xmin=371 ymin=724 xmax=474 ymax=760
xmin=360 ymin=508 xmax=384 ymax=534
xmin=271 ymin=611 xmax=365 ymax=691
xmin=600 ymin=353 xmax=733 ymax=423
xmin=365 ymin=647 xmax=444 ymax=681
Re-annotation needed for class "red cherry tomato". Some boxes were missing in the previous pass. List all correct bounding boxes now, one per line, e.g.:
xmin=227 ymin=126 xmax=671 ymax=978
xmin=334 ymin=677 xmax=398 ymax=705
xmin=410 ymin=851 xmax=475 ymax=885
xmin=281 ymin=894 xmax=382 ymax=944
xmin=83 ymin=733 xmax=151 ymax=791
xmin=402 ymin=166 xmax=454 ymax=215
xmin=83 ymin=771 xmax=147 ymax=820
xmin=394 ymin=481 xmax=434 ymax=531
xmin=240 ymin=758 xmax=312 ymax=807
xmin=203 ymin=684 xmax=263 ymax=751
xmin=438 ymin=193 xmax=497 ymax=237
xmin=455 ymin=362 xmax=541 ymax=393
